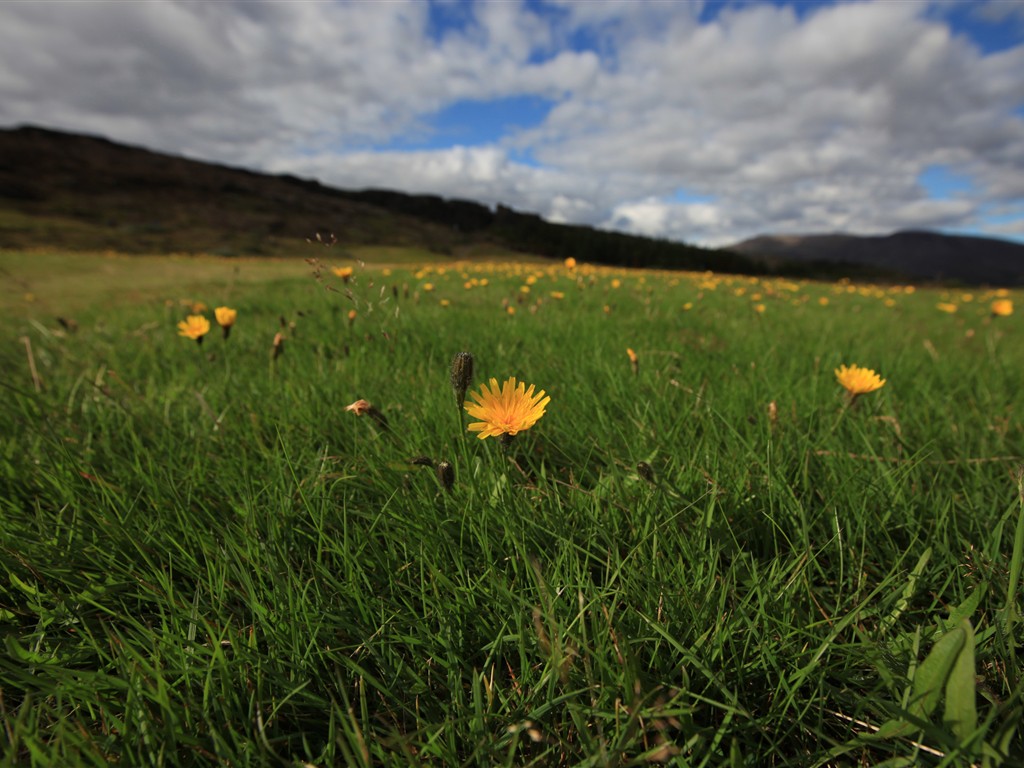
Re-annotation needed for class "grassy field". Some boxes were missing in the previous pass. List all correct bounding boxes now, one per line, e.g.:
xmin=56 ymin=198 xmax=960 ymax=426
xmin=2 ymin=247 xmax=1023 ymax=766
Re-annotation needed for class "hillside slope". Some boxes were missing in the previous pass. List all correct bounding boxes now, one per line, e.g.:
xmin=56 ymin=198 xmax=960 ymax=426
xmin=731 ymin=231 xmax=1024 ymax=285
xmin=0 ymin=125 xmax=740 ymax=273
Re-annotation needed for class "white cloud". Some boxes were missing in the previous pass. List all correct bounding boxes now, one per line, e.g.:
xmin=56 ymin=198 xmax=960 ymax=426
xmin=0 ymin=0 xmax=1021 ymax=246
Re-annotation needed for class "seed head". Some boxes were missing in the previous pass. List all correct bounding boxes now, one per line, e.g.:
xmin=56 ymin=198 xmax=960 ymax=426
xmin=450 ymin=351 xmax=474 ymax=409
xmin=436 ymin=460 xmax=455 ymax=492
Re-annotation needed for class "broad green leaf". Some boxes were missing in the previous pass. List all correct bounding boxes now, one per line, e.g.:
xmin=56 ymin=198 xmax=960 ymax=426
xmin=909 ymin=625 xmax=965 ymax=721
xmin=943 ymin=618 xmax=977 ymax=741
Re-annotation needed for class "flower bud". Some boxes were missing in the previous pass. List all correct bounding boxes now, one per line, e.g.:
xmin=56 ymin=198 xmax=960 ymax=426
xmin=450 ymin=351 xmax=474 ymax=409
xmin=436 ymin=460 xmax=455 ymax=492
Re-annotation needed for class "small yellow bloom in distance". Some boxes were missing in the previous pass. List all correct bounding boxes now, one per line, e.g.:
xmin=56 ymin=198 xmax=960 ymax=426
xmin=177 ymin=314 xmax=210 ymax=342
xmin=626 ymin=347 xmax=639 ymax=374
xmin=564 ymin=257 xmax=577 ymax=269
xmin=549 ymin=291 xmax=565 ymax=300
xmin=215 ymin=306 xmax=237 ymax=328
xmin=465 ymin=377 xmax=550 ymax=440
xmin=753 ymin=303 xmax=766 ymax=313
xmin=991 ymin=299 xmax=1013 ymax=317
xmin=332 ymin=266 xmax=354 ymax=281
xmin=835 ymin=364 xmax=886 ymax=396
xmin=936 ymin=302 xmax=958 ymax=313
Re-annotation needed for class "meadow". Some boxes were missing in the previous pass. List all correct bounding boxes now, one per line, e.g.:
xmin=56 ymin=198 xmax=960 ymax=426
xmin=1 ymin=247 xmax=1023 ymax=767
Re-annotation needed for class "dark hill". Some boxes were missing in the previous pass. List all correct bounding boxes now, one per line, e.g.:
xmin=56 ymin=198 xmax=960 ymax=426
xmin=0 ymin=124 xmax=750 ymax=273
xmin=730 ymin=231 xmax=1024 ymax=286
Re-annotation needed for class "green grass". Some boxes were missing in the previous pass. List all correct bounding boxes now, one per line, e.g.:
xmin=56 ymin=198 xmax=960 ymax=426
xmin=2 ymin=250 xmax=1023 ymax=766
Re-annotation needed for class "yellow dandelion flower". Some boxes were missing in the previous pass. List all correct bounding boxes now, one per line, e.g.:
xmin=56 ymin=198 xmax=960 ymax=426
xmin=626 ymin=347 xmax=639 ymax=374
xmin=564 ymin=257 xmax=577 ymax=269
xmin=440 ymin=299 xmax=451 ymax=307
xmin=506 ymin=306 xmax=516 ymax=316
xmin=991 ymin=299 xmax=1013 ymax=317
xmin=753 ymin=303 xmax=766 ymax=313
xmin=215 ymin=306 xmax=237 ymax=328
xmin=464 ymin=377 xmax=549 ymax=440
xmin=177 ymin=314 xmax=210 ymax=344
xmin=214 ymin=306 xmax=237 ymax=339
xmin=332 ymin=266 xmax=354 ymax=282
xmin=610 ymin=279 xmax=622 ymax=289
xmin=549 ymin=291 xmax=565 ymax=300
xmin=818 ymin=297 xmax=829 ymax=306
xmin=936 ymin=302 xmax=958 ymax=313
xmin=835 ymin=364 xmax=886 ymax=396
xmin=423 ymin=282 xmax=435 ymax=292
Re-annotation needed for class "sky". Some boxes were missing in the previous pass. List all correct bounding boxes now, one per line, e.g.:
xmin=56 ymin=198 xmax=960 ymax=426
xmin=1 ymin=0 xmax=1023 ymax=248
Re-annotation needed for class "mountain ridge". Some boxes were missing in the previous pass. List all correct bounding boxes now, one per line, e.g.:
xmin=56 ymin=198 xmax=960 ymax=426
xmin=729 ymin=230 xmax=1024 ymax=285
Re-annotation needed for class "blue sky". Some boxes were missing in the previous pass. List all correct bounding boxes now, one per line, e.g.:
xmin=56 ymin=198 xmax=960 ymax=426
xmin=1 ymin=0 xmax=1022 ymax=247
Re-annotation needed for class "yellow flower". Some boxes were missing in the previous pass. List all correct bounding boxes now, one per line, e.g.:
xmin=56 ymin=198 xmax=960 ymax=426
xmin=936 ymin=302 xmax=958 ymax=313
xmin=215 ymin=306 xmax=237 ymax=327
xmin=177 ymin=314 xmax=210 ymax=343
xmin=753 ymin=303 xmax=766 ymax=313
xmin=835 ymin=364 xmax=886 ymax=396
xmin=332 ymin=266 xmax=354 ymax=282
xmin=626 ymin=347 xmax=639 ymax=374
xmin=549 ymin=291 xmax=565 ymax=300
xmin=991 ymin=299 xmax=1013 ymax=317
xmin=465 ymin=377 xmax=550 ymax=440
xmin=214 ymin=306 xmax=237 ymax=339
xmin=564 ymin=257 xmax=577 ymax=269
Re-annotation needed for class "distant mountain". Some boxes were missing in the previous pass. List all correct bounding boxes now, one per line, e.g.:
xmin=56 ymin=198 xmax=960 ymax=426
xmin=729 ymin=231 xmax=1024 ymax=285
xmin=0 ymin=124 xmax=749 ymax=274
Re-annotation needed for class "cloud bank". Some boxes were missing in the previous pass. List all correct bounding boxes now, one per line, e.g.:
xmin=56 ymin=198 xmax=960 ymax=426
xmin=1 ymin=0 xmax=1022 ymax=246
